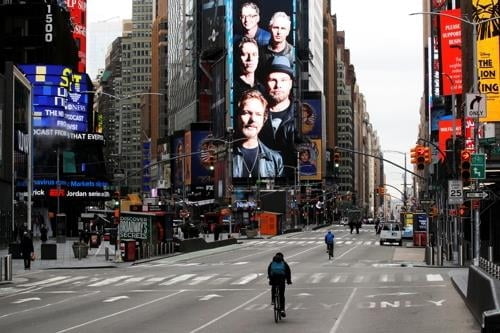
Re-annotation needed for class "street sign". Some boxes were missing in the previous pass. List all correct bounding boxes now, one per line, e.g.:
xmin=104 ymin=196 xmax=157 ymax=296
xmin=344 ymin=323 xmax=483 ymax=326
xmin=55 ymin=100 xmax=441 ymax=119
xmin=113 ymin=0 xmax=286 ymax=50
xmin=466 ymin=93 xmax=487 ymax=118
xmin=465 ymin=191 xmax=489 ymax=199
xmin=471 ymin=153 xmax=486 ymax=179
xmin=448 ymin=180 xmax=464 ymax=205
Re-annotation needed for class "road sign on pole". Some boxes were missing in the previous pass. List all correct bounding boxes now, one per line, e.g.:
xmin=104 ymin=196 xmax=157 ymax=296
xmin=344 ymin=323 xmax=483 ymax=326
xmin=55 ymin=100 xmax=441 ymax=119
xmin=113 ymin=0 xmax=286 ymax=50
xmin=471 ymin=153 xmax=486 ymax=179
xmin=466 ymin=93 xmax=486 ymax=118
xmin=448 ymin=180 xmax=463 ymax=205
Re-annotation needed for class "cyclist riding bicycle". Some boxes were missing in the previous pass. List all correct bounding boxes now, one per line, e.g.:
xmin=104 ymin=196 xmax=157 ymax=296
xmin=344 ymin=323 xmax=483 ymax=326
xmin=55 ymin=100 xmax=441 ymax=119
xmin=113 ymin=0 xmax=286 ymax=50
xmin=267 ymin=252 xmax=292 ymax=318
xmin=325 ymin=230 xmax=335 ymax=257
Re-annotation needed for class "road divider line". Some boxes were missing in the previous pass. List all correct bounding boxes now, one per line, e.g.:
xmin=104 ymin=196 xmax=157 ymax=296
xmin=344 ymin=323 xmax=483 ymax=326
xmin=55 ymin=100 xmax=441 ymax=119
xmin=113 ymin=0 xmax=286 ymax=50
xmin=330 ymin=287 xmax=357 ymax=333
xmin=189 ymin=290 xmax=268 ymax=333
xmin=55 ymin=290 xmax=185 ymax=333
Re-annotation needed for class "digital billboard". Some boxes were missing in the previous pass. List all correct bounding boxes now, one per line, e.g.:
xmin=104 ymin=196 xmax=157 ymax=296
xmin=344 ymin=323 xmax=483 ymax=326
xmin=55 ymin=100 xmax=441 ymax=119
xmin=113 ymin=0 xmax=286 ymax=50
xmin=439 ymin=8 xmax=462 ymax=95
xmin=65 ymin=0 xmax=87 ymax=73
xmin=473 ymin=0 xmax=500 ymax=121
xmin=231 ymin=0 xmax=298 ymax=181
xmin=18 ymin=65 xmax=90 ymax=133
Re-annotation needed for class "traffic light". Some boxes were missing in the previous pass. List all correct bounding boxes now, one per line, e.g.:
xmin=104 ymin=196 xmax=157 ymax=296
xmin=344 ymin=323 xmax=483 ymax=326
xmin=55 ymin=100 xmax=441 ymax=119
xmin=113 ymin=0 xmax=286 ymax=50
xmin=416 ymin=145 xmax=426 ymax=170
xmin=410 ymin=146 xmax=418 ymax=164
xmin=424 ymin=147 xmax=432 ymax=164
xmin=334 ymin=152 xmax=340 ymax=167
xmin=460 ymin=150 xmax=471 ymax=185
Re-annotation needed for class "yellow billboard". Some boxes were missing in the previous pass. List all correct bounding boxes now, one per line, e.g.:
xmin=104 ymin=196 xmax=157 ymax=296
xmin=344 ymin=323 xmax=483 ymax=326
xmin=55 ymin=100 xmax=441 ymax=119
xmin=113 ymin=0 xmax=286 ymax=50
xmin=474 ymin=0 xmax=500 ymax=121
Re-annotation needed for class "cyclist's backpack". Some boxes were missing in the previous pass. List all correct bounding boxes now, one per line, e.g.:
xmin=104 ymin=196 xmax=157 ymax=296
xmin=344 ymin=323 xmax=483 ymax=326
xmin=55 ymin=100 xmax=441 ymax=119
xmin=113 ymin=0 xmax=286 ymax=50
xmin=326 ymin=233 xmax=334 ymax=244
xmin=270 ymin=261 xmax=285 ymax=276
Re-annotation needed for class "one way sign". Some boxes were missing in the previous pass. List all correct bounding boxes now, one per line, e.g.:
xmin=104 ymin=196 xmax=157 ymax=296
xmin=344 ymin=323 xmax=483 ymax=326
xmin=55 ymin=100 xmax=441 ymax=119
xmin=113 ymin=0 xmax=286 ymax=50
xmin=466 ymin=93 xmax=487 ymax=118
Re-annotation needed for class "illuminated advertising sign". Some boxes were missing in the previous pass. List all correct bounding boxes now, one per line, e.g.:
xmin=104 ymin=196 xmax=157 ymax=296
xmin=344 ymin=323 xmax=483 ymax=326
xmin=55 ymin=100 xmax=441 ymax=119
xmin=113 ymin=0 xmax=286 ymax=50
xmin=172 ymin=135 xmax=185 ymax=191
xmin=438 ymin=118 xmax=475 ymax=160
xmin=301 ymin=98 xmax=322 ymax=139
xmin=439 ymin=8 xmax=462 ymax=95
xmin=473 ymin=0 xmax=500 ymax=121
xmin=298 ymin=139 xmax=322 ymax=180
xmin=66 ymin=0 xmax=87 ymax=73
xmin=231 ymin=0 xmax=297 ymax=181
xmin=191 ymin=130 xmax=215 ymax=186
xmin=18 ymin=65 xmax=90 ymax=133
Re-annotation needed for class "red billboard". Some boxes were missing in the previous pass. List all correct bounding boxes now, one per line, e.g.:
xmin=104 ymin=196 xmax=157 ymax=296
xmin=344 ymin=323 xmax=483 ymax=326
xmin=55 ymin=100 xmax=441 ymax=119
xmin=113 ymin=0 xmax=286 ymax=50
xmin=66 ymin=0 xmax=87 ymax=73
xmin=439 ymin=8 xmax=462 ymax=95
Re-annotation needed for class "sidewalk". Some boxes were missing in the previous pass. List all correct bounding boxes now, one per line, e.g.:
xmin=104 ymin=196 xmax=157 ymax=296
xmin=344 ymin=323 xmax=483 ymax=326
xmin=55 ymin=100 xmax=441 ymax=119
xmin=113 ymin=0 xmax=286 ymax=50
xmin=0 ymin=232 xmax=253 ymax=281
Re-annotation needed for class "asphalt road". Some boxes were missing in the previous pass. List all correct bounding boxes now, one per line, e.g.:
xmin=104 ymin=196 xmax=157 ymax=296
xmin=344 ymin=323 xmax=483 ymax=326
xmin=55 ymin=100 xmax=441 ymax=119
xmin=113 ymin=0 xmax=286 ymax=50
xmin=0 ymin=225 xmax=480 ymax=333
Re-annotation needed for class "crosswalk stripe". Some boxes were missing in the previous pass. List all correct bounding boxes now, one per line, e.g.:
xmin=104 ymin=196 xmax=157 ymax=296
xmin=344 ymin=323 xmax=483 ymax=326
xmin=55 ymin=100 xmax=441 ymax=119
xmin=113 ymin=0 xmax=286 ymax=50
xmin=44 ymin=276 xmax=88 ymax=287
xmin=379 ymin=274 xmax=395 ymax=283
xmin=426 ymin=274 xmax=444 ymax=282
xmin=19 ymin=276 xmax=69 ymax=287
xmin=160 ymin=274 xmax=196 ymax=286
xmin=188 ymin=274 xmax=217 ymax=285
xmin=353 ymin=275 xmax=366 ymax=283
xmin=88 ymin=276 xmax=133 ymax=287
xmin=308 ymin=273 xmax=327 ymax=284
xmin=331 ymin=274 xmax=348 ymax=283
xmin=232 ymin=273 xmax=262 ymax=285
xmin=116 ymin=276 xmax=149 ymax=286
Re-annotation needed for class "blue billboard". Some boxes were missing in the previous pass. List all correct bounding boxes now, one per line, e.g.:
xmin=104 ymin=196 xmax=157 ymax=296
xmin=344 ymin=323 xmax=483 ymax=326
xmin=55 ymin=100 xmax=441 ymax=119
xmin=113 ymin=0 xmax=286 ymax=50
xmin=18 ymin=65 xmax=90 ymax=133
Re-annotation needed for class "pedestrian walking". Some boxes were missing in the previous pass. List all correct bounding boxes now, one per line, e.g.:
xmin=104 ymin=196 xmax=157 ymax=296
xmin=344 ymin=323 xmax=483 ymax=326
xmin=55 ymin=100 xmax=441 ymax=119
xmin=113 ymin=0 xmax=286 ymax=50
xmin=355 ymin=218 xmax=361 ymax=234
xmin=348 ymin=220 xmax=354 ymax=234
xmin=21 ymin=231 xmax=34 ymax=270
xmin=40 ymin=224 xmax=48 ymax=243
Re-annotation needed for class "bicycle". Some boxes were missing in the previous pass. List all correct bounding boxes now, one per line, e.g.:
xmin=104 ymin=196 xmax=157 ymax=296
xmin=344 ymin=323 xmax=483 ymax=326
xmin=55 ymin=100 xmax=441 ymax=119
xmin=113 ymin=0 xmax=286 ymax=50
xmin=327 ymin=242 xmax=334 ymax=260
xmin=273 ymin=286 xmax=282 ymax=323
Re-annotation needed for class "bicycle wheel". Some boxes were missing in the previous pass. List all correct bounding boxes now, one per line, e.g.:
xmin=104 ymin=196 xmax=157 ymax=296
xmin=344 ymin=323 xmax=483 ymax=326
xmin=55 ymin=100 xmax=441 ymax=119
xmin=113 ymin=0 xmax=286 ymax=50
xmin=273 ymin=289 xmax=281 ymax=322
xmin=328 ymin=244 xmax=333 ymax=260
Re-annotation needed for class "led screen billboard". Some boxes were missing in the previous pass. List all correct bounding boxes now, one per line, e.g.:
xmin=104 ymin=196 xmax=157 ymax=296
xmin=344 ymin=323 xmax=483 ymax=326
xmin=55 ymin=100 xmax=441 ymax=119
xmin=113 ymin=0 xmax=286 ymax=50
xmin=439 ymin=8 xmax=462 ymax=95
xmin=231 ymin=0 xmax=297 ymax=181
xmin=66 ymin=0 xmax=87 ymax=73
xmin=18 ymin=65 xmax=90 ymax=133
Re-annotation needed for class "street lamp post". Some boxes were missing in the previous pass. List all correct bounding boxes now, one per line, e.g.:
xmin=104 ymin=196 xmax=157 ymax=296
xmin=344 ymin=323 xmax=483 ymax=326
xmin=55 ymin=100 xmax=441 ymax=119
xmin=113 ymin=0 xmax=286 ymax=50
xmin=410 ymin=11 xmax=500 ymax=266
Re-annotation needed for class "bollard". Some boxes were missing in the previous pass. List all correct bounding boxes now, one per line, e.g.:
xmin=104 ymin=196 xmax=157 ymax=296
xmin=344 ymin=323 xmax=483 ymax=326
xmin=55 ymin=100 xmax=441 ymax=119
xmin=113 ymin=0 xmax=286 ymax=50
xmin=458 ymin=244 xmax=464 ymax=266
xmin=105 ymin=247 xmax=109 ymax=261
xmin=4 ymin=255 xmax=12 ymax=281
xmin=489 ymin=246 xmax=494 ymax=262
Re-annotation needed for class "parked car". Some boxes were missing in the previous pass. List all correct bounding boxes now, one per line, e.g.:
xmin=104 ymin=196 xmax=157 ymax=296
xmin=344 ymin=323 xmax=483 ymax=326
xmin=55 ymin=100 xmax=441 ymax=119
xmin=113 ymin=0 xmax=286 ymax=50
xmin=379 ymin=222 xmax=403 ymax=246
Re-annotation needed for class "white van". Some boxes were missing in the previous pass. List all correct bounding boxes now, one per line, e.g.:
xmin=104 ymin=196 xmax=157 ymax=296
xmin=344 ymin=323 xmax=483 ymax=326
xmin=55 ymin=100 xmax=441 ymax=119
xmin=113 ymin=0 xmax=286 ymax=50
xmin=379 ymin=222 xmax=403 ymax=246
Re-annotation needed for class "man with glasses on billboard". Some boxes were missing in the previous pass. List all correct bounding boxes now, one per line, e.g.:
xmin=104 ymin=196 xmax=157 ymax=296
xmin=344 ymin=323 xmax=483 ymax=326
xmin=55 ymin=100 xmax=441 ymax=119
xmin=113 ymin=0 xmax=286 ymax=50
xmin=233 ymin=89 xmax=283 ymax=178
xmin=234 ymin=2 xmax=271 ymax=47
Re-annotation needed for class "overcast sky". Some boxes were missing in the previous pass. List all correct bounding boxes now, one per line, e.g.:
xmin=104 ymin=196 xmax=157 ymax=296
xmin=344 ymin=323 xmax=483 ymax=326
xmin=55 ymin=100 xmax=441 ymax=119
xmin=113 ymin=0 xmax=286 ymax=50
xmin=86 ymin=0 xmax=424 ymax=201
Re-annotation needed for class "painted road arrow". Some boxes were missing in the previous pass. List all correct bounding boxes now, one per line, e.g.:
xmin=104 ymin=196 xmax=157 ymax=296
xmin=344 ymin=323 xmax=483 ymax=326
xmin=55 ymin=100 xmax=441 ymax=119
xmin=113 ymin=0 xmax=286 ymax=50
xmin=12 ymin=297 xmax=41 ymax=304
xmin=103 ymin=296 xmax=130 ymax=303
xmin=199 ymin=294 xmax=222 ymax=301
xmin=365 ymin=292 xmax=418 ymax=298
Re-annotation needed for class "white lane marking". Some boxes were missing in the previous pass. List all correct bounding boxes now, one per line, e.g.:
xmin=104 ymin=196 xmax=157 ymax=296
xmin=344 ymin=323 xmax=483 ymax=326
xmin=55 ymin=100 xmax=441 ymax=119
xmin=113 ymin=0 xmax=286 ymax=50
xmin=160 ymin=274 xmax=196 ymax=286
xmin=209 ymin=277 xmax=231 ymax=285
xmin=330 ymin=288 xmax=357 ymax=333
xmin=233 ymin=262 xmax=248 ymax=265
xmin=379 ymin=274 xmax=395 ymax=283
xmin=12 ymin=297 xmax=41 ymax=304
xmin=426 ymin=274 xmax=444 ymax=282
xmin=19 ymin=276 xmax=69 ymax=287
xmin=331 ymin=275 xmax=348 ymax=283
xmin=336 ymin=241 xmax=344 ymax=244
xmin=231 ymin=273 xmax=262 ymax=285
xmin=88 ymin=276 xmax=133 ymax=287
xmin=366 ymin=292 xmax=418 ymax=298
xmin=364 ymin=241 xmax=372 ymax=245
xmin=345 ymin=241 xmax=353 ymax=245
xmin=353 ymin=275 xmax=366 ymax=283
xmin=116 ymin=276 xmax=149 ymax=286
xmin=188 ymin=275 xmax=217 ymax=285
xmin=190 ymin=291 xmax=268 ymax=333
xmin=199 ymin=294 xmax=222 ymax=301
xmin=43 ymin=276 xmax=88 ymax=287
xmin=103 ymin=296 xmax=129 ymax=303
xmin=142 ymin=276 xmax=173 ymax=285
xmin=309 ymin=273 xmax=327 ymax=284
xmin=55 ymin=291 xmax=185 ymax=333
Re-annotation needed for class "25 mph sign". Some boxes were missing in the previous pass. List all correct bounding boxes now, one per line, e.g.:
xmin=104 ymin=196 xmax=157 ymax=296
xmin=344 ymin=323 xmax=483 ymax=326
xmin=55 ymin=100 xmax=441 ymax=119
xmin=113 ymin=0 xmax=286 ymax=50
xmin=448 ymin=180 xmax=464 ymax=205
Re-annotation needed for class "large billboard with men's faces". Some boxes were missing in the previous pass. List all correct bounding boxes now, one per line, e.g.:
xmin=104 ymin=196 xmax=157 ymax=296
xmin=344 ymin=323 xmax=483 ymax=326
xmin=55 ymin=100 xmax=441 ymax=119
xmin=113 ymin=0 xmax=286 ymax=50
xmin=230 ymin=0 xmax=298 ymax=182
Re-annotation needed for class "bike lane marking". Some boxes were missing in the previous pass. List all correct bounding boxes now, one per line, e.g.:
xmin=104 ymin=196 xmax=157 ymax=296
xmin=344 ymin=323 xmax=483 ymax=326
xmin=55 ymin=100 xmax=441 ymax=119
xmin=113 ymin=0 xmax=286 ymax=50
xmin=329 ymin=287 xmax=358 ymax=333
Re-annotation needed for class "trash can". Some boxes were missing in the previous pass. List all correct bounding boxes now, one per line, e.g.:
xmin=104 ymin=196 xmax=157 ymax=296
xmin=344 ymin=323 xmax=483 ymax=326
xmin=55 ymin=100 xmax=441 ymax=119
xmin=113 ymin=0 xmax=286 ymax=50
xmin=41 ymin=243 xmax=57 ymax=260
xmin=120 ymin=239 xmax=136 ymax=261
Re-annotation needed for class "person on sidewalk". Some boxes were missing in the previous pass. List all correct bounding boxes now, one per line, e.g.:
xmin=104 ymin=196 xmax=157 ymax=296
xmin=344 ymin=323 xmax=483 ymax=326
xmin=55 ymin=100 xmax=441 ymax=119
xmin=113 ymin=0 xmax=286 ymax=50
xmin=21 ymin=231 xmax=34 ymax=270
xmin=40 ymin=224 xmax=48 ymax=243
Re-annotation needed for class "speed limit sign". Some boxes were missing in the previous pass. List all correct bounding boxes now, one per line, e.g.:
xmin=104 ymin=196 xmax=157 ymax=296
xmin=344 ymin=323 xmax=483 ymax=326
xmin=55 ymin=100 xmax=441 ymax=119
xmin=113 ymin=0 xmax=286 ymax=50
xmin=448 ymin=180 xmax=464 ymax=205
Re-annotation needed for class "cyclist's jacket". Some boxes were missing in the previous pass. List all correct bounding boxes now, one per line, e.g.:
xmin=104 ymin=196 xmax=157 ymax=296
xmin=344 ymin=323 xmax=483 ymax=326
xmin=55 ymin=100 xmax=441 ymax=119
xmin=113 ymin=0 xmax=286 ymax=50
xmin=325 ymin=232 xmax=335 ymax=244
xmin=267 ymin=256 xmax=291 ymax=284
